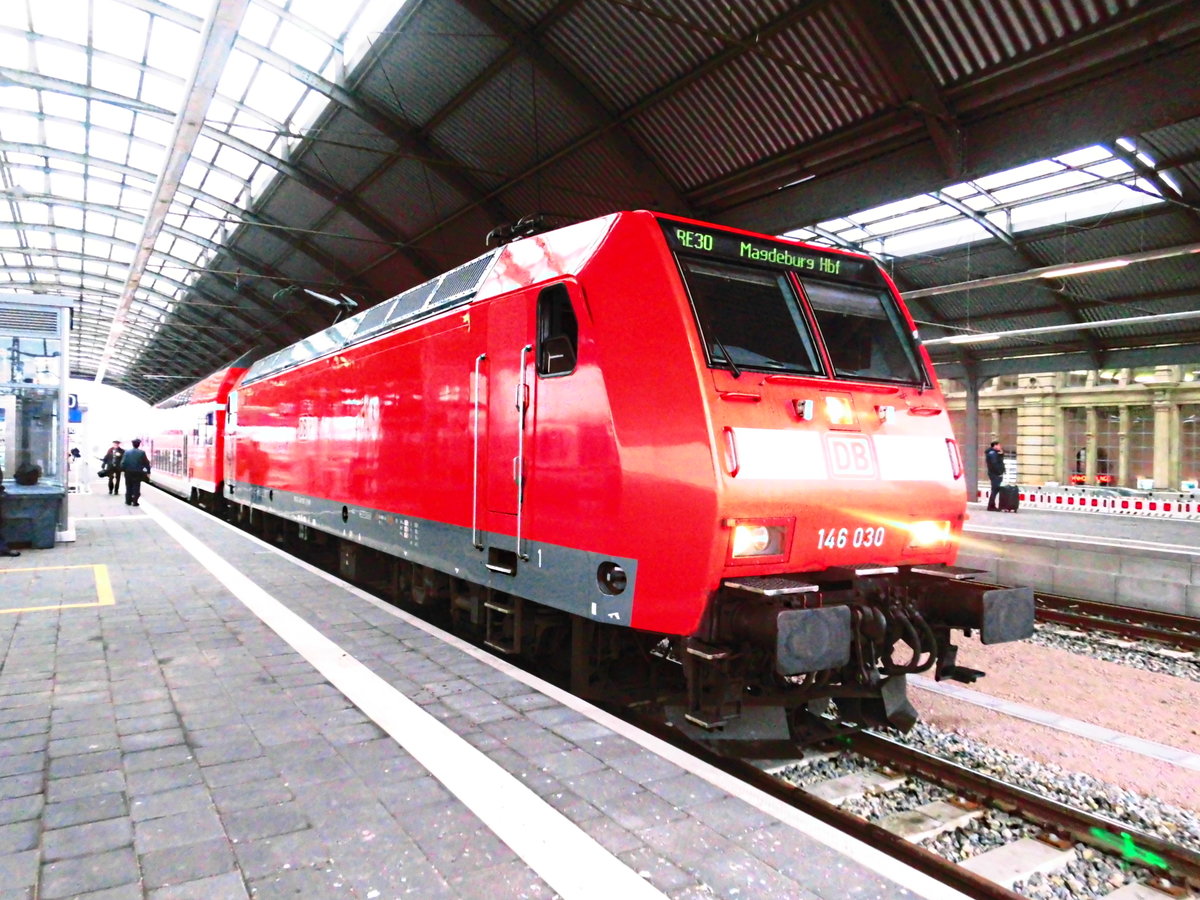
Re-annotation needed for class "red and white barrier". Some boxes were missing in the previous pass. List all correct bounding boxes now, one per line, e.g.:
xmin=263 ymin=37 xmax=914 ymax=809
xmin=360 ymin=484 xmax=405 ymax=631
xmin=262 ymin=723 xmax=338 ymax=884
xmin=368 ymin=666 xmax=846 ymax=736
xmin=975 ymin=485 xmax=1200 ymax=520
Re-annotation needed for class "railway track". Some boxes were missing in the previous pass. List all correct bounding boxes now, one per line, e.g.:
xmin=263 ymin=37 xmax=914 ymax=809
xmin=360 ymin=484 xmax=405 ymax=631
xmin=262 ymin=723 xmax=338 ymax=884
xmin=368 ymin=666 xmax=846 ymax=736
xmin=1032 ymin=593 xmax=1200 ymax=652
xmin=630 ymin=714 xmax=1199 ymax=900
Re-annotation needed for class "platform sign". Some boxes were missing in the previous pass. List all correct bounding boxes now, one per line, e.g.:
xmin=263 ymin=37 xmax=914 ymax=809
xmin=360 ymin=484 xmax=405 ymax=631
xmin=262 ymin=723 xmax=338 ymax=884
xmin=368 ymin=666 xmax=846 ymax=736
xmin=68 ymin=393 xmax=81 ymax=423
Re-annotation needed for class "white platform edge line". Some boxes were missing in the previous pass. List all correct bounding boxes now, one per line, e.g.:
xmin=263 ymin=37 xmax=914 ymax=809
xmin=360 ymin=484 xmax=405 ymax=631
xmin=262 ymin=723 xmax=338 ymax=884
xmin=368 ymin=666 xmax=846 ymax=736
xmin=910 ymin=676 xmax=1200 ymax=771
xmin=140 ymin=502 xmax=667 ymax=900
xmin=153 ymin=491 xmax=973 ymax=900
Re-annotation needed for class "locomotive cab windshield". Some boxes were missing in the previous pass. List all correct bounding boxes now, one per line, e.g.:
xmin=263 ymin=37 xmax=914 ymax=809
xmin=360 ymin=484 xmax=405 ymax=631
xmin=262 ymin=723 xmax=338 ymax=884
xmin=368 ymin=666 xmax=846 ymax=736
xmin=661 ymin=219 xmax=926 ymax=386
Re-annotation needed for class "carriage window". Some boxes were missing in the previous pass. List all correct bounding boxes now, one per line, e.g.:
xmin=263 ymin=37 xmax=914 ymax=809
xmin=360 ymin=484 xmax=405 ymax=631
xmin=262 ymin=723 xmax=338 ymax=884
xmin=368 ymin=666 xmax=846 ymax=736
xmin=799 ymin=279 xmax=925 ymax=384
xmin=679 ymin=260 xmax=821 ymax=375
xmin=537 ymin=284 xmax=577 ymax=377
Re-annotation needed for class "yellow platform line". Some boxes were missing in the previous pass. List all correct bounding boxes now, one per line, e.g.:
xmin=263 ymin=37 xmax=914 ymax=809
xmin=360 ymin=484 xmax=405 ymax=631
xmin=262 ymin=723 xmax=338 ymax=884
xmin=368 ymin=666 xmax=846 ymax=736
xmin=0 ymin=564 xmax=115 ymax=614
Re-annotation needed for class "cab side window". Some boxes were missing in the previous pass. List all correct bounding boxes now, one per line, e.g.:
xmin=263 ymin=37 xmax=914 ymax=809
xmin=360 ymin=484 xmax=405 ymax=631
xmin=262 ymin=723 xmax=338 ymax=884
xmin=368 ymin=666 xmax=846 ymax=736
xmin=537 ymin=283 xmax=578 ymax=377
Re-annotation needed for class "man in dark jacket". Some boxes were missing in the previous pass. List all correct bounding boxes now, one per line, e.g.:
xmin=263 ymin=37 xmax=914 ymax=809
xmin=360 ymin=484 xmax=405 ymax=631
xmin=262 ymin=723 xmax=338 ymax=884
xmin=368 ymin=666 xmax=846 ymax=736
xmin=119 ymin=438 xmax=151 ymax=507
xmin=101 ymin=440 xmax=124 ymax=495
xmin=985 ymin=441 xmax=1006 ymax=511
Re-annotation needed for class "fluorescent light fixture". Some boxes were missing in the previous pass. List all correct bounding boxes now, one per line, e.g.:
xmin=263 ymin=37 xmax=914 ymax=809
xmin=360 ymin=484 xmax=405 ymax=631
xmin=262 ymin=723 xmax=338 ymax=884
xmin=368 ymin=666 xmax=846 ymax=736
xmin=924 ymin=309 xmax=1200 ymax=347
xmin=937 ymin=332 xmax=1002 ymax=345
xmin=1038 ymin=259 xmax=1130 ymax=279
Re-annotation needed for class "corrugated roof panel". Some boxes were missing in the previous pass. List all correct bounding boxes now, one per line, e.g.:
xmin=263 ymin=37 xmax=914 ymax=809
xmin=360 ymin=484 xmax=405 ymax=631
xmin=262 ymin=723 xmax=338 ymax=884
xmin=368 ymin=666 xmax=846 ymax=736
xmin=306 ymin=210 xmax=391 ymax=272
xmin=1022 ymin=209 xmax=1197 ymax=264
xmin=359 ymin=158 xmax=473 ymax=236
xmin=432 ymin=57 xmax=598 ymax=193
xmin=633 ymin=55 xmax=883 ymax=192
xmin=496 ymin=140 xmax=650 ymax=221
xmin=892 ymin=0 xmax=1143 ymax=86
xmin=355 ymin=0 xmax=508 ymax=127
xmin=547 ymin=0 xmax=727 ymax=110
xmin=491 ymin=0 xmax=559 ymax=28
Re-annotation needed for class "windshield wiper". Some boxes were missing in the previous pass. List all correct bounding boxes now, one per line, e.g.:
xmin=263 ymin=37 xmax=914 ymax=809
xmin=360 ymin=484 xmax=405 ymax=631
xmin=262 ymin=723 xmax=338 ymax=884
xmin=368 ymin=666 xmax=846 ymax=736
xmin=709 ymin=335 xmax=741 ymax=378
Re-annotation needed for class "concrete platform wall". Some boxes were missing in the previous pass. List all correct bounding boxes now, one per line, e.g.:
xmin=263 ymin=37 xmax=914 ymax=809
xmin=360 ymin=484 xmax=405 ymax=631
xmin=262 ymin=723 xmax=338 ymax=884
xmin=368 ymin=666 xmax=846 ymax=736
xmin=957 ymin=533 xmax=1200 ymax=617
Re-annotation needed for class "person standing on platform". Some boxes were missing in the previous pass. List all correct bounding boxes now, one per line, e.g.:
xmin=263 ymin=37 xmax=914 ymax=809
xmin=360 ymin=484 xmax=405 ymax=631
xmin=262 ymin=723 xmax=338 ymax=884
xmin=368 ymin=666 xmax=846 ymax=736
xmin=985 ymin=441 xmax=1005 ymax=511
xmin=119 ymin=438 xmax=151 ymax=507
xmin=101 ymin=440 xmax=124 ymax=495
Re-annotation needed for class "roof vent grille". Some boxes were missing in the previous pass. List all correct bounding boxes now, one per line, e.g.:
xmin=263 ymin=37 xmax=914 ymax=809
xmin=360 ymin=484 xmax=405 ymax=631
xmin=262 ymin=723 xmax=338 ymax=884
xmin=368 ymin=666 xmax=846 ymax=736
xmin=0 ymin=307 xmax=58 ymax=335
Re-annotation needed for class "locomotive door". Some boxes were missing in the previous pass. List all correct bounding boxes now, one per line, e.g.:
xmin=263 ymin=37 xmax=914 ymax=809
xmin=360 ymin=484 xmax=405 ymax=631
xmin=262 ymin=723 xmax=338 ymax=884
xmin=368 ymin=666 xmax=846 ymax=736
xmin=481 ymin=290 xmax=537 ymax=569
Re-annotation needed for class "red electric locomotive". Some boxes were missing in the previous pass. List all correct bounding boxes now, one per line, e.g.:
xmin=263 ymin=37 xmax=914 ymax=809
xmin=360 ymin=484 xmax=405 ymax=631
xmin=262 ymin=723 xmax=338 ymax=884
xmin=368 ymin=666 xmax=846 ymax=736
xmin=206 ymin=211 xmax=1030 ymax=735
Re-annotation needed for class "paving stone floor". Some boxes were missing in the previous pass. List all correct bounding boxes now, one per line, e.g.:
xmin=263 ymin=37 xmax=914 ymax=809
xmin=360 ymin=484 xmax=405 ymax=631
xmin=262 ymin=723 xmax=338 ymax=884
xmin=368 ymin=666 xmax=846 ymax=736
xmin=0 ymin=490 xmax=924 ymax=899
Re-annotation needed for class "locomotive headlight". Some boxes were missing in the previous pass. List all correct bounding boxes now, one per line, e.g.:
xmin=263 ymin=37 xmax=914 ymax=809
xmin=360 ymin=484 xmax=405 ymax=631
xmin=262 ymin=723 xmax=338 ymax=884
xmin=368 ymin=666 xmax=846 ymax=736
xmin=730 ymin=523 xmax=786 ymax=558
xmin=906 ymin=520 xmax=952 ymax=550
xmin=824 ymin=395 xmax=856 ymax=426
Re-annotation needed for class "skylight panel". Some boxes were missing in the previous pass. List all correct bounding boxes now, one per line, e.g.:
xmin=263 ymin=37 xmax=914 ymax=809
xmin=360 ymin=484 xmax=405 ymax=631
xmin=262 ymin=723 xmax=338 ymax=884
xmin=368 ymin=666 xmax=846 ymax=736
xmin=86 ymin=212 xmax=118 ymax=236
xmin=89 ymin=55 xmax=146 ymax=106
xmin=1008 ymin=183 xmax=1161 ymax=233
xmin=0 ymin=113 xmax=40 ymax=145
xmin=145 ymin=18 xmax=200 ymax=79
xmin=0 ymin=85 xmax=40 ymax=113
xmin=846 ymin=193 xmax=936 ymax=225
xmin=56 ymin=234 xmax=84 ymax=255
xmin=17 ymin=202 xmax=48 ymax=225
xmin=239 ymin=3 xmax=282 ymax=46
xmin=973 ymin=158 xmax=1065 ymax=190
xmin=243 ymin=65 xmax=307 ymax=126
xmin=1084 ymin=159 xmax=1134 ymax=179
xmin=273 ymin=20 xmax=334 ymax=72
xmin=29 ymin=0 xmax=87 ymax=44
xmin=1055 ymin=145 xmax=1110 ymax=167
xmin=89 ymin=129 xmax=134 ymax=165
xmin=346 ymin=0 xmax=411 ymax=71
xmin=989 ymin=169 xmax=1094 ymax=203
xmin=139 ymin=70 xmax=186 ymax=114
xmin=127 ymin=141 xmax=167 ymax=176
xmin=197 ymin=167 xmax=249 ymax=204
xmin=286 ymin=0 xmax=352 ymax=39
xmin=92 ymin=4 xmax=151 ymax=61
xmin=940 ymin=182 xmax=975 ymax=199
xmin=86 ymin=178 xmax=122 ymax=208
xmin=47 ymin=170 xmax=85 ymax=201
xmin=288 ymin=90 xmax=330 ymax=139
xmin=211 ymin=144 xmax=257 ymax=180
xmin=91 ymin=104 xmax=135 ymax=136
xmin=36 ymin=41 xmax=89 ymax=86
xmin=41 ymin=93 xmax=87 ymax=121
xmin=217 ymin=49 xmax=261 ymax=103
xmin=132 ymin=112 xmax=174 ymax=147
xmin=55 ymin=206 xmax=84 ymax=231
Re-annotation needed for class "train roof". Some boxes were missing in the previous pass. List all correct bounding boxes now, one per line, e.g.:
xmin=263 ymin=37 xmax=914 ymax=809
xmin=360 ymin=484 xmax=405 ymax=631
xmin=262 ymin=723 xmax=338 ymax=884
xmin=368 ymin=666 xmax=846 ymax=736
xmin=238 ymin=211 xmax=887 ymax=388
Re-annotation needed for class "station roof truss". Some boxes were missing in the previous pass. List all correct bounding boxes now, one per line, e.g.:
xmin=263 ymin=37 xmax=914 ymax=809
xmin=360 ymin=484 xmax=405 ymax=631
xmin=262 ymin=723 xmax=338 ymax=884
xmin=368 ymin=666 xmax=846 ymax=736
xmin=0 ymin=0 xmax=1197 ymax=402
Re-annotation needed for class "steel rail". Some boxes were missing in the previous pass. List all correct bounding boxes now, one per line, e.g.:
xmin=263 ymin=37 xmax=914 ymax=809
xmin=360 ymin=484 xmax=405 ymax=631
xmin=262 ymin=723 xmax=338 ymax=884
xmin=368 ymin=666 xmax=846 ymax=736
xmin=848 ymin=730 xmax=1200 ymax=889
xmin=620 ymin=713 xmax=1027 ymax=900
xmin=1032 ymin=593 xmax=1200 ymax=651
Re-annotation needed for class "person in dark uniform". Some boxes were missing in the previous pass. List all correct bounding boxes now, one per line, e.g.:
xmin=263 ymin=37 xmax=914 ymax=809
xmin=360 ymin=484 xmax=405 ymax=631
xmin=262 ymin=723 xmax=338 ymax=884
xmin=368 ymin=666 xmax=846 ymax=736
xmin=101 ymin=440 xmax=124 ymax=495
xmin=119 ymin=438 xmax=151 ymax=507
xmin=985 ymin=440 xmax=1005 ymax=511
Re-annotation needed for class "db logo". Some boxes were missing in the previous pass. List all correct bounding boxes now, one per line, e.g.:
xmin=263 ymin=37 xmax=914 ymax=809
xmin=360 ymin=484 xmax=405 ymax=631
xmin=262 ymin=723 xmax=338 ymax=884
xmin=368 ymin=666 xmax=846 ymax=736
xmin=825 ymin=434 xmax=877 ymax=479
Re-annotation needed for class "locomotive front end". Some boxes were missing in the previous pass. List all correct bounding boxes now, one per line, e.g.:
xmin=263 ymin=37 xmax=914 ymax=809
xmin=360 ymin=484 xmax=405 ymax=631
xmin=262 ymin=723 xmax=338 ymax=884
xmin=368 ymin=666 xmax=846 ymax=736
xmin=657 ymin=216 xmax=1035 ymax=736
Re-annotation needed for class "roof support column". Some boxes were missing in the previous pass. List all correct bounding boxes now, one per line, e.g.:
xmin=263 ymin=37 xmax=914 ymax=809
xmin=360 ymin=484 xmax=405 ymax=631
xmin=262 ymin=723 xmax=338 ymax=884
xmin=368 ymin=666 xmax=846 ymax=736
xmin=963 ymin=369 xmax=982 ymax=501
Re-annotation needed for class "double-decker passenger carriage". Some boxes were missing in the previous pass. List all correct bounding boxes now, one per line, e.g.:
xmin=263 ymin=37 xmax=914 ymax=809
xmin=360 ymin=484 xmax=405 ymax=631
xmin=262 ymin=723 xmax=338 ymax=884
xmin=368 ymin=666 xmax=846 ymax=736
xmin=145 ymin=352 xmax=253 ymax=509
xmin=220 ymin=211 xmax=1033 ymax=736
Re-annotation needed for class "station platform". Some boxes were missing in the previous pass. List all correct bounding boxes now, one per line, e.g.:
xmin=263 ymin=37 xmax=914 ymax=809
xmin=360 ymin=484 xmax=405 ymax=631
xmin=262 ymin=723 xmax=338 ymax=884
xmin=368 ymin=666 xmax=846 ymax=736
xmin=964 ymin=502 xmax=1200 ymax=616
xmin=0 ymin=489 xmax=969 ymax=900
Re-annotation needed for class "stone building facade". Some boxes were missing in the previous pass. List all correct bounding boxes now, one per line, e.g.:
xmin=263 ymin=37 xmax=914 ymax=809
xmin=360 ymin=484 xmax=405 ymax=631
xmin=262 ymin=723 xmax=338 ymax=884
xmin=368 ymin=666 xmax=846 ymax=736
xmin=943 ymin=367 xmax=1200 ymax=490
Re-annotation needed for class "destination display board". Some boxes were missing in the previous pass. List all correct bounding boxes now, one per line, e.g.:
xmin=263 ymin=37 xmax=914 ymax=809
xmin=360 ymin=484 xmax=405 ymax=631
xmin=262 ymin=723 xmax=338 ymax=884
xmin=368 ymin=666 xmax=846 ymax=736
xmin=657 ymin=218 xmax=883 ymax=286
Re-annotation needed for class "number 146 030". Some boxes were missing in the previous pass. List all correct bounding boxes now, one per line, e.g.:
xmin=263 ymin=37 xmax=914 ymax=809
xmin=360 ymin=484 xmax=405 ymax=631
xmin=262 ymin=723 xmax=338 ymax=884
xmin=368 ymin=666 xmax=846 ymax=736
xmin=817 ymin=526 xmax=886 ymax=549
